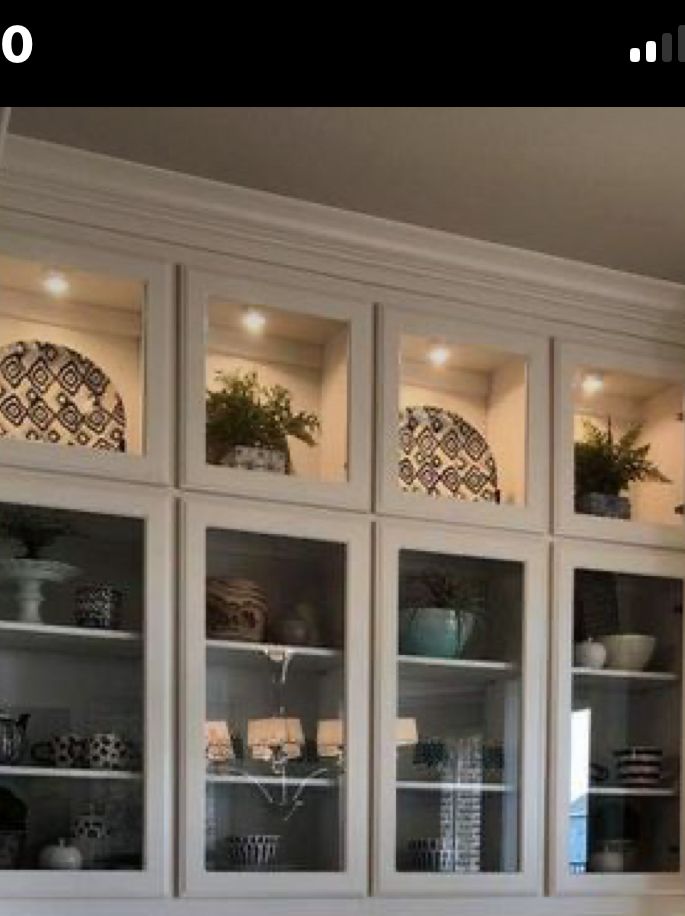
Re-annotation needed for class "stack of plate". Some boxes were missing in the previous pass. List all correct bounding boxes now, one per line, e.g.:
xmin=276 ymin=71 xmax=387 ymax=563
xmin=206 ymin=577 xmax=269 ymax=642
xmin=614 ymin=747 xmax=662 ymax=786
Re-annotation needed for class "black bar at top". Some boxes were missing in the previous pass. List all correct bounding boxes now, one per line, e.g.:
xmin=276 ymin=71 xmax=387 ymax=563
xmin=663 ymin=32 xmax=673 ymax=61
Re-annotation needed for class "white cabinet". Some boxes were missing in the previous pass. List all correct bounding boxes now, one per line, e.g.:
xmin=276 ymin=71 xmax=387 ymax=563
xmin=374 ymin=519 xmax=547 ymax=896
xmin=0 ymin=227 xmax=174 ymax=485
xmin=554 ymin=340 xmax=685 ymax=549
xmin=0 ymin=470 xmax=172 ymax=897
xmin=550 ymin=539 xmax=685 ymax=895
xmin=179 ymin=496 xmax=370 ymax=896
xmin=376 ymin=304 xmax=550 ymax=531
xmin=180 ymin=264 xmax=373 ymax=511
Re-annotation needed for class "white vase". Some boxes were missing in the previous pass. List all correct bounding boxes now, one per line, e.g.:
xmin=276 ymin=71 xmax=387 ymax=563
xmin=574 ymin=639 xmax=607 ymax=669
xmin=38 ymin=838 xmax=82 ymax=870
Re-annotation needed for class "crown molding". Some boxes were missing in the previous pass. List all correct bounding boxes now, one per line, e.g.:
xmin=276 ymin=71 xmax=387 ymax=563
xmin=2 ymin=135 xmax=685 ymax=344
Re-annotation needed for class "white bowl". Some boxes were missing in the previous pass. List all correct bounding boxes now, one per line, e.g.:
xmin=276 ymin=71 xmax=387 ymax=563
xmin=597 ymin=634 xmax=656 ymax=671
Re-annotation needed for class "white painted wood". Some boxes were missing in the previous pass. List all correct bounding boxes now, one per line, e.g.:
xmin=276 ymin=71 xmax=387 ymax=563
xmin=4 ymin=137 xmax=685 ymax=350
xmin=179 ymin=495 xmax=370 ymax=897
xmin=0 ymin=619 xmax=142 ymax=656
xmin=554 ymin=340 xmax=685 ymax=549
xmin=0 ymin=470 xmax=173 ymax=897
xmin=550 ymin=539 xmax=685 ymax=896
xmin=0 ymin=225 xmax=174 ymax=485
xmin=0 ymin=766 xmax=142 ymax=781
xmin=374 ymin=520 xmax=547 ymax=896
xmin=180 ymin=266 xmax=373 ymax=511
xmin=377 ymin=305 xmax=550 ymax=531
xmin=396 ymin=782 xmax=513 ymax=794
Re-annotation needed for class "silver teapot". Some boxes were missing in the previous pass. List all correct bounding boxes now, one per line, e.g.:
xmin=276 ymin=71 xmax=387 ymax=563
xmin=0 ymin=711 xmax=29 ymax=765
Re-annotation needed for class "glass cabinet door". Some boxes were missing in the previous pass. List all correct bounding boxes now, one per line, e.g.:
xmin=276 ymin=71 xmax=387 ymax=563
xmin=555 ymin=340 xmax=685 ymax=548
xmin=0 ymin=227 xmax=173 ymax=484
xmin=377 ymin=305 xmax=549 ymax=530
xmin=552 ymin=541 xmax=685 ymax=895
xmin=181 ymin=266 xmax=372 ymax=510
xmin=180 ymin=497 xmax=369 ymax=896
xmin=375 ymin=520 xmax=546 ymax=895
xmin=0 ymin=473 xmax=171 ymax=897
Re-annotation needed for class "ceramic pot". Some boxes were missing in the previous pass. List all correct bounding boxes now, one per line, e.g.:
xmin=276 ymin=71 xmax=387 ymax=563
xmin=597 ymin=634 xmax=656 ymax=671
xmin=590 ymin=845 xmax=624 ymax=872
xmin=72 ymin=807 xmax=110 ymax=868
xmin=271 ymin=616 xmax=310 ymax=646
xmin=206 ymin=578 xmax=268 ymax=642
xmin=0 ymin=712 xmax=29 ymax=765
xmin=38 ymin=838 xmax=83 ymax=870
xmin=31 ymin=734 xmax=86 ymax=769
xmin=220 ymin=446 xmax=287 ymax=474
xmin=576 ymin=493 xmax=631 ymax=519
xmin=74 ymin=586 xmax=123 ymax=630
xmin=574 ymin=639 xmax=607 ymax=669
xmin=221 ymin=834 xmax=281 ymax=870
xmin=86 ymin=733 xmax=131 ymax=771
xmin=399 ymin=607 xmax=478 ymax=658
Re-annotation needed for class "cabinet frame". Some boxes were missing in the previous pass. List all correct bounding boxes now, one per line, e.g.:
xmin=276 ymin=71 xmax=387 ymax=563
xmin=180 ymin=266 xmax=373 ymax=511
xmin=376 ymin=304 xmax=550 ymax=531
xmin=550 ymin=538 xmax=685 ymax=896
xmin=179 ymin=495 xmax=371 ymax=897
xmin=0 ymin=227 xmax=174 ymax=485
xmin=374 ymin=519 xmax=547 ymax=896
xmin=0 ymin=469 xmax=173 ymax=897
xmin=554 ymin=339 xmax=685 ymax=549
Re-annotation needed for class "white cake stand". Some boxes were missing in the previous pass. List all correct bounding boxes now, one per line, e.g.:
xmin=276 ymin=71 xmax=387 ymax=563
xmin=0 ymin=559 xmax=80 ymax=624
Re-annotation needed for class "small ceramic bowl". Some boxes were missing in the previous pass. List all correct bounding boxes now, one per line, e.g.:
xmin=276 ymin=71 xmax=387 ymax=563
xmin=596 ymin=634 xmax=656 ymax=671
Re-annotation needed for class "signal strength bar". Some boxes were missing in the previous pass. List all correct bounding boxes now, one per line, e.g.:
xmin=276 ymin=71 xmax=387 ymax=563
xmin=630 ymin=26 xmax=685 ymax=61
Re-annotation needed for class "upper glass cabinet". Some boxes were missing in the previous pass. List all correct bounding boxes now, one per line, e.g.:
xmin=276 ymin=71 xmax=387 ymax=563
xmin=377 ymin=306 xmax=549 ymax=530
xmin=0 ymin=472 xmax=171 ymax=897
xmin=180 ymin=496 xmax=369 ymax=897
xmin=181 ymin=267 xmax=372 ymax=510
xmin=374 ymin=520 xmax=547 ymax=896
xmin=555 ymin=341 xmax=685 ymax=548
xmin=551 ymin=540 xmax=685 ymax=896
xmin=0 ymin=229 xmax=173 ymax=484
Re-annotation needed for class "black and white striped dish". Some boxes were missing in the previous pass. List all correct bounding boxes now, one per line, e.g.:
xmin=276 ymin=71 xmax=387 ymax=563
xmin=614 ymin=747 xmax=662 ymax=785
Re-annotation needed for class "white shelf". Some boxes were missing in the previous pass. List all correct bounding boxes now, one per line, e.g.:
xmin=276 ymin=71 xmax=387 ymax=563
xmin=0 ymin=620 xmax=142 ymax=657
xmin=206 ymin=638 xmax=342 ymax=673
xmin=207 ymin=772 xmax=337 ymax=788
xmin=586 ymin=785 xmax=678 ymax=798
xmin=0 ymin=765 xmax=142 ymax=781
xmin=397 ymin=780 xmax=513 ymax=793
xmin=398 ymin=655 xmax=517 ymax=686
xmin=573 ymin=666 xmax=678 ymax=683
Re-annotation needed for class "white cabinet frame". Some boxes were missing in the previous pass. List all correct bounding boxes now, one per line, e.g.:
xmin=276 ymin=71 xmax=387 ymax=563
xmin=550 ymin=538 xmax=685 ymax=896
xmin=0 ymin=227 xmax=174 ymax=485
xmin=374 ymin=519 xmax=547 ymax=896
xmin=181 ymin=266 xmax=373 ymax=511
xmin=554 ymin=340 xmax=685 ymax=549
xmin=376 ymin=305 xmax=550 ymax=531
xmin=179 ymin=495 xmax=370 ymax=897
xmin=0 ymin=469 xmax=173 ymax=897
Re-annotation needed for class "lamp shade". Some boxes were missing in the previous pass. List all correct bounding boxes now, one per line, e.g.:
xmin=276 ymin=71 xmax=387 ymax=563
xmin=396 ymin=717 xmax=418 ymax=747
xmin=205 ymin=720 xmax=234 ymax=763
xmin=317 ymin=719 xmax=344 ymax=757
xmin=247 ymin=716 xmax=304 ymax=761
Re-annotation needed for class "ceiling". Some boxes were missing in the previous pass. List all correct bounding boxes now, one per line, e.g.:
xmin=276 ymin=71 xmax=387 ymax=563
xmin=8 ymin=107 xmax=685 ymax=284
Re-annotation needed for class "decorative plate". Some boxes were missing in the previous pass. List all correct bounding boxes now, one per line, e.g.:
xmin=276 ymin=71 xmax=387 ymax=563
xmin=0 ymin=340 xmax=127 ymax=451
xmin=398 ymin=405 xmax=499 ymax=501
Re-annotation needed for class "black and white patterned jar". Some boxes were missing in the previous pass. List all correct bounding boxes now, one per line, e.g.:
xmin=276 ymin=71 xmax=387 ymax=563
xmin=75 ymin=586 xmax=123 ymax=630
xmin=86 ymin=733 xmax=131 ymax=771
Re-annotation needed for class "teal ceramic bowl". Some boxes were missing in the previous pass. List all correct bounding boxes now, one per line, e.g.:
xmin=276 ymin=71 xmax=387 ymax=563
xmin=399 ymin=607 xmax=478 ymax=658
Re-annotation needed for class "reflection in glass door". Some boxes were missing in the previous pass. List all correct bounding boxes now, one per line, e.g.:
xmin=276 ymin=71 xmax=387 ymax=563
xmin=376 ymin=522 xmax=546 ymax=896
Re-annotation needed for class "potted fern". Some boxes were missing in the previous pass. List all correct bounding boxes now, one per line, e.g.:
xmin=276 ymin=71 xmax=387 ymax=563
xmin=399 ymin=572 xmax=485 ymax=659
xmin=574 ymin=419 xmax=670 ymax=519
xmin=206 ymin=370 xmax=320 ymax=473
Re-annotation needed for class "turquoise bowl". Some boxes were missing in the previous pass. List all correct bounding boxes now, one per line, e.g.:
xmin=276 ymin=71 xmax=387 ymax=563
xmin=399 ymin=607 xmax=478 ymax=659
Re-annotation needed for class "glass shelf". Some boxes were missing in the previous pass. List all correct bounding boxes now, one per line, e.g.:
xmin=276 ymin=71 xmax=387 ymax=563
xmin=0 ymin=620 xmax=142 ymax=657
xmin=0 ymin=766 xmax=142 ymax=781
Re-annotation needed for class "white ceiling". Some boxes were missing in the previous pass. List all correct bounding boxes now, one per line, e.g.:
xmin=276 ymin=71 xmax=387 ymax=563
xmin=8 ymin=107 xmax=685 ymax=284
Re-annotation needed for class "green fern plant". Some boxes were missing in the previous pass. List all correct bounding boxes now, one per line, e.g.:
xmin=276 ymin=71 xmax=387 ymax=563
xmin=574 ymin=418 xmax=670 ymax=498
xmin=205 ymin=370 xmax=320 ymax=469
